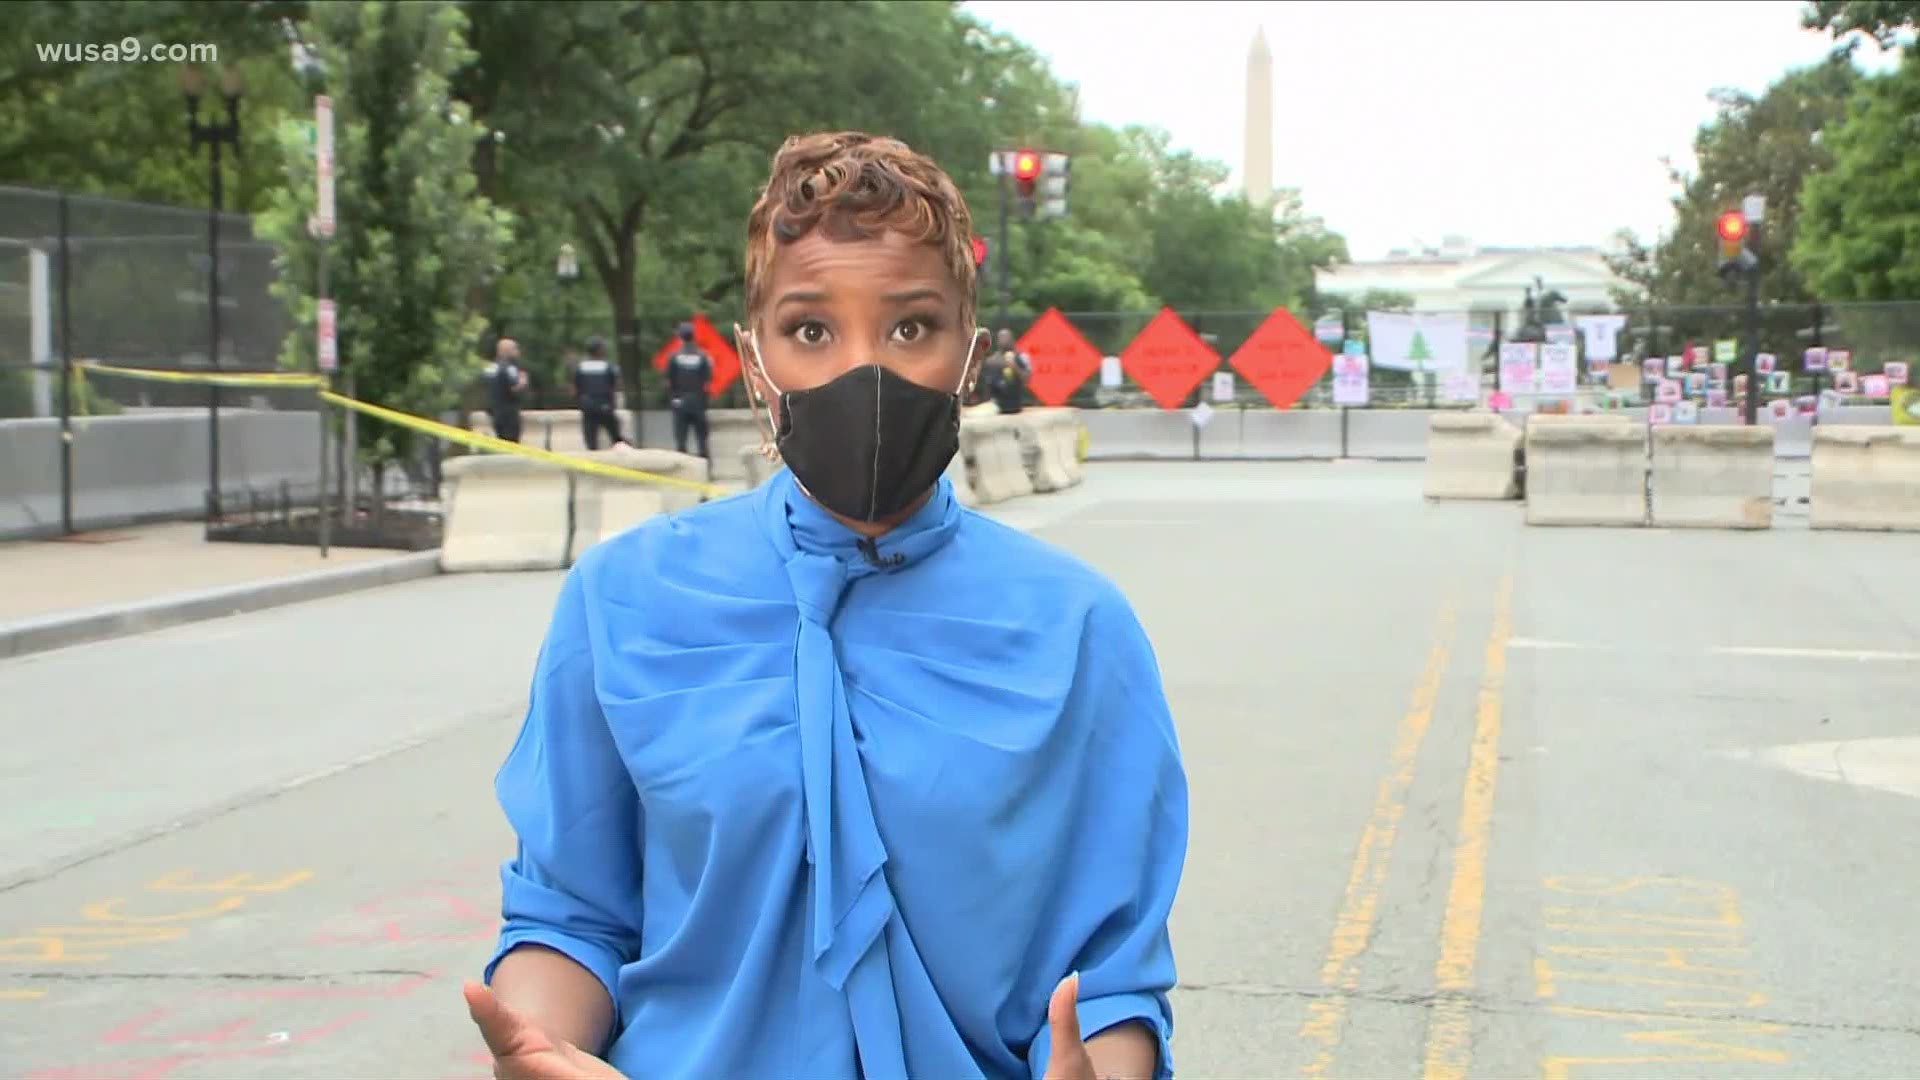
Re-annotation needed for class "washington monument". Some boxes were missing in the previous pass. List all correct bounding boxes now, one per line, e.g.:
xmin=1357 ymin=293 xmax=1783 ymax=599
xmin=1244 ymin=27 xmax=1273 ymax=207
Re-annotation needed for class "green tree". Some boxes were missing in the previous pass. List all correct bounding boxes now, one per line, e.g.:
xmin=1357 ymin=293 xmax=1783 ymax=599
xmin=1108 ymin=126 xmax=1343 ymax=312
xmin=1802 ymin=0 xmax=1920 ymax=45
xmin=1607 ymin=57 xmax=1859 ymax=308
xmin=0 ymin=1 xmax=304 ymax=209
xmin=256 ymin=0 xmax=510 ymax=469
xmin=1792 ymin=49 xmax=1920 ymax=300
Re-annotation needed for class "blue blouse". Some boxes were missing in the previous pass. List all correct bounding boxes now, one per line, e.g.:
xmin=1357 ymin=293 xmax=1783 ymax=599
xmin=484 ymin=466 xmax=1188 ymax=1078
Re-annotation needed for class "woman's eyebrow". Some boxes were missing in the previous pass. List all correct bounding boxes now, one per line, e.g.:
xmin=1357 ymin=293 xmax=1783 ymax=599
xmin=776 ymin=289 xmax=828 ymax=307
xmin=881 ymin=287 xmax=946 ymax=304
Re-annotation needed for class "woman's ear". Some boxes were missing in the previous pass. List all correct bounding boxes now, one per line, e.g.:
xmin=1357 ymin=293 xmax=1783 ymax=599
xmin=959 ymin=326 xmax=991 ymax=399
xmin=736 ymin=323 xmax=782 ymax=450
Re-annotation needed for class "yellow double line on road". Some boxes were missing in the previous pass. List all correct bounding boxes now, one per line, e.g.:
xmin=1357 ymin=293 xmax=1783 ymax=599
xmin=1298 ymin=576 xmax=1514 ymax=1080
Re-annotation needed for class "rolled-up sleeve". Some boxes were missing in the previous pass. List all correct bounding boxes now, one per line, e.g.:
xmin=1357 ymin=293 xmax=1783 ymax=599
xmin=1026 ymin=591 xmax=1188 ymax=1080
xmin=483 ymin=566 xmax=643 ymax=1014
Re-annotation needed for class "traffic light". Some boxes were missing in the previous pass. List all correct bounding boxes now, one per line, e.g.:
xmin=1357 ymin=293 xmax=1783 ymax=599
xmin=1038 ymin=153 xmax=1072 ymax=219
xmin=1716 ymin=210 xmax=1747 ymax=258
xmin=1011 ymin=150 xmax=1042 ymax=198
xmin=1715 ymin=209 xmax=1756 ymax=284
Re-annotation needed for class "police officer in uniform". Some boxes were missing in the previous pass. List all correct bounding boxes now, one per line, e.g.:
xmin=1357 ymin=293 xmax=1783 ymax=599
xmin=665 ymin=321 xmax=713 ymax=459
xmin=986 ymin=328 xmax=1031 ymax=415
xmin=482 ymin=337 xmax=529 ymax=443
xmin=572 ymin=336 xmax=625 ymax=450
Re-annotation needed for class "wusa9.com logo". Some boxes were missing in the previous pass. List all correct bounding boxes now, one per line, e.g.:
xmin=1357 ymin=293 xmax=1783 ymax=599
xmin=37 ymin=38 xmax=218 ymax=63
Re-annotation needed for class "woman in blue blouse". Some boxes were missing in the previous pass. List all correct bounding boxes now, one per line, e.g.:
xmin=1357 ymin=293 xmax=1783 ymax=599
xmin=463 ymin=131 xmax=1190 ymax=1080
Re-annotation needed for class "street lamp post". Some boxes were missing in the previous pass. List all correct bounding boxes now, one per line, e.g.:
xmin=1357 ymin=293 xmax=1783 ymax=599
xmin=556 ymin=242 xmax=580 ymax=358
xmin=182 ymin=65 xmax=243 ymax=523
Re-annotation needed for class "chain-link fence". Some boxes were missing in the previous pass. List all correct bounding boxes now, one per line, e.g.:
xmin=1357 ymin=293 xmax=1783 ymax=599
xmin=0 ymin=185 xmax=297 ymax=417
xmin=2 ymin=185 xmax=334 ymax=541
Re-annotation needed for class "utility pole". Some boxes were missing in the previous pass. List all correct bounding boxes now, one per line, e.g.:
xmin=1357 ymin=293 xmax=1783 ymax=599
xmin=996 ymin=163 xmax=1011 ymax=334
xmin=183 ymin=65 xmax=244 ymax=522
xmin=1715 ymin=197 xmax=1764 ymax=426
xmin=1742 ymin=218 xmax=1763 ymax=427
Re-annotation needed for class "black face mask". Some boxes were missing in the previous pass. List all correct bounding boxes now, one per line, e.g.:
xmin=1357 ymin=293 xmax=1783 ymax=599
xmin=771 ymin=363 xmax=965 ymax=523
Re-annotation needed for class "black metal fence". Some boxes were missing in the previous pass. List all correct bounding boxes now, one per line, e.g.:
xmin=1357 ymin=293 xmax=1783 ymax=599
xmin=0 ymin=185 xmax=299 ymax=417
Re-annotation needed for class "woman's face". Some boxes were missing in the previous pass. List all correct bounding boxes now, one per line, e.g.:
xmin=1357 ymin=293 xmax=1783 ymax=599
xmin=750 ymin=230 xmax=979 ymax=420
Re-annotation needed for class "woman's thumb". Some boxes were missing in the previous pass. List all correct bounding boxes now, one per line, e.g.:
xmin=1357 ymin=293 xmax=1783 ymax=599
xmin=463 ymin=980 xmax=526 ymax=1058
xmin=1048 ymin=971 xmax=1083 ymax=1055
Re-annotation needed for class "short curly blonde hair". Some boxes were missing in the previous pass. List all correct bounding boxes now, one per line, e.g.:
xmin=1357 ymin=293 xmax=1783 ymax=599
xmin=744 ymin=131 xmax=978 ymax=330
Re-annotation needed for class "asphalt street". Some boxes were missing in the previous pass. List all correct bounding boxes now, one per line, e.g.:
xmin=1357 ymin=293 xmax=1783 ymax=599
xmin=3 ymin=461 xmax=1918 ymax=1079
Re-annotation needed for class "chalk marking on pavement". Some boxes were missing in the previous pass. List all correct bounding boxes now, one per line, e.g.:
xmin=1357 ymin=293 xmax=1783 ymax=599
xmin=1544 ymin=944 xmax=1750 ymax=976
xmin=1297 ymin=602 xmax=1458 ymax=1077
xmin=1 ymin=869 xmax=312 ymax=966
xmin=1420 ymin=575 xmax=1512 ymax=1080
xmin=1536 ymin=876 xmax=1787 ymax=1076
xmin=0 ymin=703 xmax=504 ymax=895
xmin=1 ymin=988 xmax=46 ymax=999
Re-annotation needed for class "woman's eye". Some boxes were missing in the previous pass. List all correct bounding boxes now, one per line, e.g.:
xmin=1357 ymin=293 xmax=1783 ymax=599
xmin=893 ymin=319 xmax=929 ymax=343
xmin=792 ymin=321 xmax=830 ymax=345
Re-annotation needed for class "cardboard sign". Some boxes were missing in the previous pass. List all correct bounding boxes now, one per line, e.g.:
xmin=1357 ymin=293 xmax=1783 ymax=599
xmin=1332 ymin=353 xmax=1370 ymax=406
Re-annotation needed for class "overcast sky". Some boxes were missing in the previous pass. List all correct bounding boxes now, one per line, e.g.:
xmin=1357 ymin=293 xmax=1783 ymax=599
xmin=961 ymin=0 xmax=1901 ymax=261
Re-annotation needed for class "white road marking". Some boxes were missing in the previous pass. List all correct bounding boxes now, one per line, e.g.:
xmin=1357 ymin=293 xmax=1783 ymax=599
xmin=1504 ymin=639 xmax=1920 ymax=663
xmin=1505 ymin=637 xmax=1584 ymax=650
xmin=1710 ymin=646 xmax=1920 ymax=663
xmin=1730 ymin=736 xmax=1920 ymax=802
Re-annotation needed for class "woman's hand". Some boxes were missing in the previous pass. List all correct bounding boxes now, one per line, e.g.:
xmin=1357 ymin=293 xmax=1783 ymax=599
xmin=1042 ymin=972 xmax=1097 ymax=1080
xmin=463 ymin=980 xmax=628 ymax=1080
xmin=1043 ymin=972 xmax=1161 ymax=1080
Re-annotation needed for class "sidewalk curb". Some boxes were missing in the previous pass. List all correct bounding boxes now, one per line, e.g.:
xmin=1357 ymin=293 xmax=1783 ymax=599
xmin=0 ymin=550 xmax=444 ymax=662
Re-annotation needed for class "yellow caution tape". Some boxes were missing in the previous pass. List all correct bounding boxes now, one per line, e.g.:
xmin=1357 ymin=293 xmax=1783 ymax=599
xmin=79 ymin=360 xmax=727 ymax=497
xmin=77 ymin=360 xmax=326 ymax=388
xmin=316 ymin=390 xmax=726 ymax=496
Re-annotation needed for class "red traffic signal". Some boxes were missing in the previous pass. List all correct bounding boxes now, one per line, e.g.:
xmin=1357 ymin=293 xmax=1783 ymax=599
xmin=1716 ymin=210 xmax=1747 ymax=254
xmin=1012 ymin=151 xmax=1041 ymax=182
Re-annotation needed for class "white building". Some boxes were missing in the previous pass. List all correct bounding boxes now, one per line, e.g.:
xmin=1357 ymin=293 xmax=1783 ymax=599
xmin=1314 ymin=236 xmax=1632 ymax=324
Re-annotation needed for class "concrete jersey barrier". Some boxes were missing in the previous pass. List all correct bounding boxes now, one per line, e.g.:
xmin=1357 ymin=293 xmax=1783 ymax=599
xmin=439 ymin=454 xmax=573 ymax=572
xmin=1424 ymin=412 xmax=1522 ymax=500
xmin=1649 ymin=425 xmax=1774 ymax=529
xmin=1013 ymin=410 xmax=1078 ymax=492
xmin=1025 ymin=409 xmax=1085 ymax=487
xmin=569 ymin=447 xmax=711 ymax=562
xmin=1810 ymin=426 xmax=1920 ymax=532
xmin=1524 ymin=419 xmax=1648 ymax=527
xmin=962 ymin=414 xmax=1034 ymax=505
